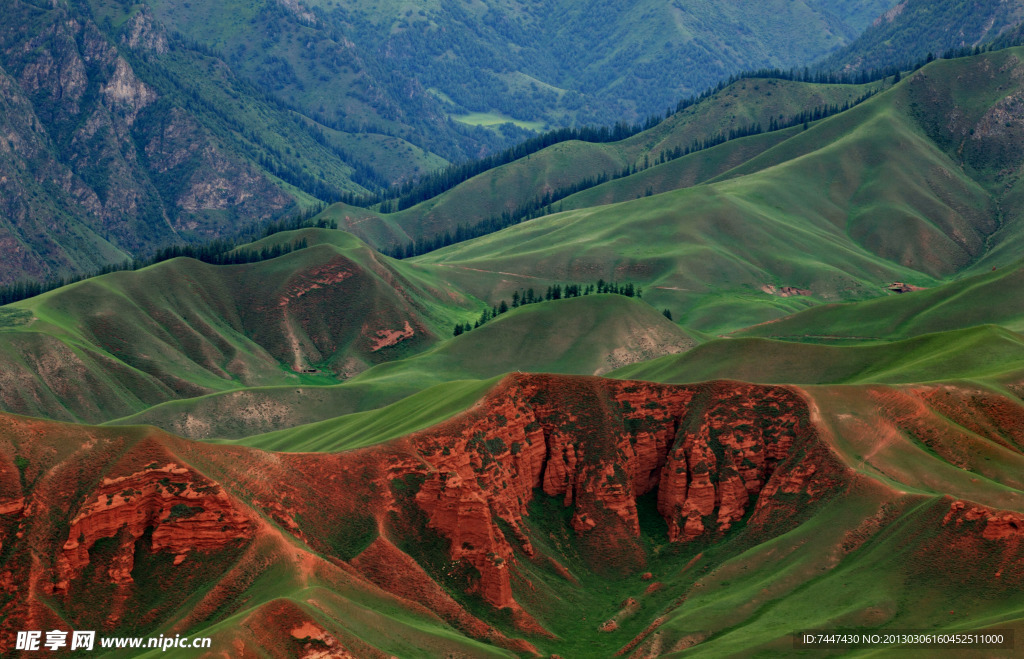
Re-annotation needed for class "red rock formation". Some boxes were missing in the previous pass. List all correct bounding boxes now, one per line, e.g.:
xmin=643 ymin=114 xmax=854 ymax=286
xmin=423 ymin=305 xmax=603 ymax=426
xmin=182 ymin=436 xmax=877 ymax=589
xmin=56 ymin=462 xmax=253 ymax=592
xmin=381 ymin=376 xmax=823 ymax=608
xmin=656 ymin=385 xmax=809 ymax=541
xmin=944 ymin=500 xmax=1024 ymax=540
xmin=277 ymin=258 xmax=354 ymax=307
xmin=0 ymin=373 xmax=842 ymax=650
xmin=5 ymin=374 xmax=1024 ymax=656
xmin=0 ymin=498 xmax=24 ymax=515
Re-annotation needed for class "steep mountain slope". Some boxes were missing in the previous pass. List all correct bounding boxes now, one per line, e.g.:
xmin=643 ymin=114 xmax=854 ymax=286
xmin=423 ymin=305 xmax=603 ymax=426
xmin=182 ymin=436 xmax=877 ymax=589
xmin=137 ymin=0 xmax=895 ymax=129
xmin=3 ymin=373 xmax=1024 ymax=657
xmin=0 ymin=0 xmax=452 ymax=285
xmin=820 ymin=0 xmax=1024 ymax=72
xmin=89 ymin=0 xmax=479 ymax=165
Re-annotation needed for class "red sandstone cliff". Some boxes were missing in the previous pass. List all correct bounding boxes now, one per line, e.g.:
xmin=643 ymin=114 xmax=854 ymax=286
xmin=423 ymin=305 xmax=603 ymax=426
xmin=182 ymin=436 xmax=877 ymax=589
xmin=376 ymin=375 xmax=832 ymax=610
xmin=1 ymin=374 xmax=1022 ymax=656
xmin=56 ymin=462 xmax=253 ymax=591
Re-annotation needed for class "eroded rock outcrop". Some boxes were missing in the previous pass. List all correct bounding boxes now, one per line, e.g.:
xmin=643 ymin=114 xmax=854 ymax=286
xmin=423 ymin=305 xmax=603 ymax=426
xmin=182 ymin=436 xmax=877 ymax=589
xmin=3 ymin=373 xmax=1024 ymax=656
xmin=56 ymin=462 xmax=252 ymax=592
xmin=387 ymin=375 xmax=824 ymax=609
xmin=944 ymin=500 xmax=1024 ymax=540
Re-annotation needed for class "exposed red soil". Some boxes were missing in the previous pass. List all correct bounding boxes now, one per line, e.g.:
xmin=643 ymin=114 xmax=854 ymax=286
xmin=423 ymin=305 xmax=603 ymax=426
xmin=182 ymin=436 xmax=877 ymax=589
xmin=2 ymin=374 xmax=1024 ymax=655
xmin=887 ymin=282 xmax=927 ymax=293
xmin=761 ymin=284 xmax=812 ymax=297
xmin=944 ymin=500 xmax=1024 ymax=541
xmin=369 ymin=320 xmax=415 ymax=351
xmin=276 ymin=259 xmax=355 ymax=308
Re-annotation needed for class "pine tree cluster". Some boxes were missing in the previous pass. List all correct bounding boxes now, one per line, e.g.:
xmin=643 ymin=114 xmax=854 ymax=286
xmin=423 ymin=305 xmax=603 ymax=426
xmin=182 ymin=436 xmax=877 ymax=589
xmin=452 ymin=280 xmax=641 ymax=336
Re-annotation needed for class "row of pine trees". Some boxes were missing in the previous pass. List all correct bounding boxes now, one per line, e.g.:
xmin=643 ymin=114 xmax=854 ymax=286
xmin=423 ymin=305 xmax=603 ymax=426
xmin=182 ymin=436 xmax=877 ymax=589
xmin=453 ymin=281 xmax=642 ymax=336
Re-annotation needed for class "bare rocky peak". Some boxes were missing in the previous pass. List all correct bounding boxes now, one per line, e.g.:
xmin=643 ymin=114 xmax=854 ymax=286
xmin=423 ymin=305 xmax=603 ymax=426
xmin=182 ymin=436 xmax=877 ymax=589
xmin=121 ymin=7 xmax=169 ymax=55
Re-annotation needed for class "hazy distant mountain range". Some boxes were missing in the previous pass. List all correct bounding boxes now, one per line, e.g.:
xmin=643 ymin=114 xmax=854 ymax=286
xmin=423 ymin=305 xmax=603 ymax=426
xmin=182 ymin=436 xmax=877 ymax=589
xmin=10 ymin=0 xmax=1024 ymax=285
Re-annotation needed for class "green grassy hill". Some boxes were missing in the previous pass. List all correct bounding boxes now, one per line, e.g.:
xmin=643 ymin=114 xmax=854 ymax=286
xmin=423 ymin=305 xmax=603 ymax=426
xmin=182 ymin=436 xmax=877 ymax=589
xmin=108 ymin=294 xmax=695 ymax=438
xmin=734 ymin=260 xmax=1024 ymax=342
xmin=324 ymin=78 xmax=888 ymax=248
xmin=326 ymin=48 xmax=1024 ymax=272
xmin=611 ymin=259 xmax=1024 ymax=387
xmin=350 ymin=294 xmax=694 ymax=385
xmin=0 ymin=229 xmax=477 ymax=424
xmin=6 ymin=50 xmax=1024 ymax=435
xmin=227 ymin=377 xmax=500 ymax=452
xmin=402 ymin=50 xmax=1024 ymax=337
xmin=611 ymin=325 xmax=1024 ymax=386
xmin=93 ymin=257 xmax=1024 ymax=438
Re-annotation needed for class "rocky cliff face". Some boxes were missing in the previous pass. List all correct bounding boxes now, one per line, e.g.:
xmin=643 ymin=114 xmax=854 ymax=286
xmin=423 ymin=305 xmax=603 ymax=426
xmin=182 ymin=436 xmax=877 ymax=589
xmin=3 ymin=374 xmax=1023 ymax=655
xmin=379 ymin=375 xmax=840 ymax=610
xmin=56 ymin=462 xmax=253 ymax=591
xmin=0 ymin=1 xmax=326 ymax=284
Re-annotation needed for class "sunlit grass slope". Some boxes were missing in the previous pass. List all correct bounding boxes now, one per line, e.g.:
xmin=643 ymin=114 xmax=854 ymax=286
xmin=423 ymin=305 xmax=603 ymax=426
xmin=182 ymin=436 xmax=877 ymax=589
xmin=227 ymin=378 xmax=500 ymax=453
xmin=321 ymin=78 xmax=886 ymax=247
xmin=410 ymin=55 xmax=1024 ymax=334
xmin=612 ymin=260 xmax=1024 ymax=386
xmin=101 ymin=378 xmax=420 ymax=440
xmin=734 ymin=260 xmax=1024 ymax=341
xmin=611 ymin=325 xmax=1024 ymax=385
